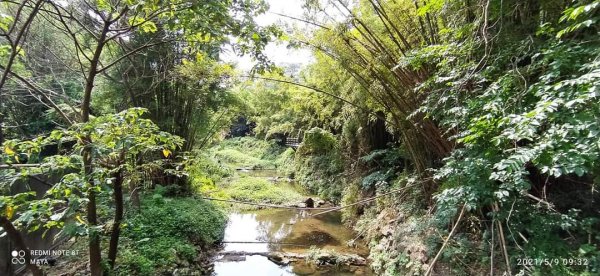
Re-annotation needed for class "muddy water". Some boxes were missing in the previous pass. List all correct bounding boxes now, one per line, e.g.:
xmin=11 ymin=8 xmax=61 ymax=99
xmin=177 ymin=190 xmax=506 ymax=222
xmin=213 ymin=170 xmax=373 ymax=276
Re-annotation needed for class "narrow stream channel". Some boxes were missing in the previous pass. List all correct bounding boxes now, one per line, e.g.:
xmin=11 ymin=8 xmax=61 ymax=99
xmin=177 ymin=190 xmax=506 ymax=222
xmin=212 ymin=170 xmax=373 ymax=276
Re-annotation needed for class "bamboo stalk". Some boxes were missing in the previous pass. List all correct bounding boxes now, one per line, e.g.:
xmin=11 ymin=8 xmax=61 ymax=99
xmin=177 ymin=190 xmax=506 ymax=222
xmin=493 ymin=202 xmax=512 ymax=276
xmin=197 ymin=196 xmax=334 ymax=210
xmin=0 ymin=163 xmax=42 ymax=169
xmin=425 ymin=204 xmax=467 ymax=276
xmin=310 ymin=183 xmax=419 ymax=216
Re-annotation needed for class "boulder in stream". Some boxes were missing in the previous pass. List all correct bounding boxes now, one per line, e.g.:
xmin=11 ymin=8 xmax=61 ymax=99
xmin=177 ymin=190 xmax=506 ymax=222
xmin=304 ymin=197 xmax=314 ymax=208
xmin=218 ymin=251 xmax=367 ymax=266
xmin=218 ymin=255 xmax=247 ymax=262
xmin=266 ymin=252 xmax=291 ymax=265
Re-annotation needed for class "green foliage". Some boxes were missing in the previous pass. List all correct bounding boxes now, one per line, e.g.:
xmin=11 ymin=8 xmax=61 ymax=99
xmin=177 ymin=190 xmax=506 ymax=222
xmin=191 ymin=137 xmax=305 ymax=208
xmin=557 ymin=1 xmax=600 ymax=38
xmin=82 ymin=108 xmax=184 ymax=159
xmin=222 ymin=176 xmax=303 ymax=205
xmin=215 ymin=137 xmax=286 ymax=161
xmin=361 ymin=171 xmax=391 ymax=190
xmin=275 ymin=147 xmax=296 ymax=177
xmin=244 ymin=0 xmax=600 ymax=274
xmin=117 ymin=194 xmax=226 ymax=274
xmin=358 ymin=148 xmax=405 ymax=190
xmin=116 ymin=250 xmax=154 ymax=275
xmin=297 ymin=127 xmax=337 ymax=155
xmin=292 ymin=127 xmax=346 ymax=201
xmin=127 ymin=194 xmax=226 ymax=245
xmin=209 ymin=137 xmax=286 ymax=169
xmin=422 ymin=1 xmax=600 ymax=274
xmin=213 ymin=148 xmax=274 ymax=169
xmin=1 ymin=0 xmax=280 ymax=273
xmin=4 ymin=0 xmax=600 ymax=274
xmin=97 ymin=55 xmax=241 ymax=150
xmin=340 ymin=182 xmax=361 ymax=223
xmin=187 ymin=152 xmax=232 ymax=194
xmin=0 ymin=108 xmax=183 ymax=239
xmin=354 ymin=200 xmax=429 ymax=276
xmin=295 ymin=151 xmax=344 ymax=202
xmin=237 ymin=68 xmax=346 ymax=140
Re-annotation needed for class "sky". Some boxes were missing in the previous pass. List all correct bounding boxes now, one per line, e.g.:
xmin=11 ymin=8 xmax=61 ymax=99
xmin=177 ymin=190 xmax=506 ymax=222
xmin=221 ymin=0 xmax=314 ymax=72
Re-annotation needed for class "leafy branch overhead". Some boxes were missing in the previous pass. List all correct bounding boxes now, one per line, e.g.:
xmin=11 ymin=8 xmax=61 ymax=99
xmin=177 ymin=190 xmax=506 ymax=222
xmin=1 ymin=0 xmax=600 ymax=275
xmin=1 ymin=108 xmax=182 ymax=235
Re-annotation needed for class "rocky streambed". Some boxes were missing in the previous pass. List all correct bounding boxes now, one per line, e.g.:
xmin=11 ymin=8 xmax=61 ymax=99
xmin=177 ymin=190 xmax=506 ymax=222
xmin=211 ymin=209 xmax=372 ymax=276
xmin=210 ymin=170 xmax=373 ymax=276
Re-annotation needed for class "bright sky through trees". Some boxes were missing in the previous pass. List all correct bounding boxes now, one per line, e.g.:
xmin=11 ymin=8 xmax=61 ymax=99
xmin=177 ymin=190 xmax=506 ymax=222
xmin=222 ymin=0 xmax=313 ymax=71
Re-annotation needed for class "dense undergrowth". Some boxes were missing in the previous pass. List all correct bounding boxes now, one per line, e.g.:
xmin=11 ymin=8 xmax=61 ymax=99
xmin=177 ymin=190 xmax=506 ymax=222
xmin=188 ymin=137 xmax=305 ymax=209
xmin=223 ymin=176 xmax=303 ymax=205
xmin=294 ymin=128 xmax=346 ymax=202
xmin=116 ymin=189 xmax=227 ymax=275
xmin=208 ymin=137 xmax=286 ymax=169
xmin=109 ymin=137 xmax=301 ymax=274
xmin=3 ymin=0 xmax=600 ymax=275
xmin=53 ymin=189 xmax=228 ymax=276
xmin=0 ymin=1 xmax=275 ymax=274
xmin=236 ymin=1 xmax=600 ymax=275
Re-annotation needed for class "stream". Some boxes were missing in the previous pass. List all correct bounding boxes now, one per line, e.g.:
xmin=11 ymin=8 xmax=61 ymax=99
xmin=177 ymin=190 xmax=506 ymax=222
xmin=212 ymin=170 xmax=373 ymax=276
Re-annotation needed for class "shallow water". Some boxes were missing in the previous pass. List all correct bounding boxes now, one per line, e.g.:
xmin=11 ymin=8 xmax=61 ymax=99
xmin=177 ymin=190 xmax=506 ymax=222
xmin=213 ymin=203 xmax=372 ymax=275
xmin=212 ymin=168 xmax=372 ymax=275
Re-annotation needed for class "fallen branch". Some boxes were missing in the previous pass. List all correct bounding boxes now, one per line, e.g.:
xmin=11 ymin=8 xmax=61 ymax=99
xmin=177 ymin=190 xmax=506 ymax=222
xmin=218 ymin=250 xmax=367 ymax=266
xmin=494 ymin=202 xmax=512 ymax=276
xmin=197 ymin=196 xmax=334 ymax=210
xmin=222 ymin=241 xmax=308 ymax=246
xmin=201 ymin=180 xmax=421 ymax=214
xmin=0 ymin=163 xmax=43 ymax=169
xmin=309 ymin=183 xmax=418 ymax=217
xmin=425 ymin=204 xmax=467 ymax=276
xmin=525 ymin=193 xmax=556 ymax=211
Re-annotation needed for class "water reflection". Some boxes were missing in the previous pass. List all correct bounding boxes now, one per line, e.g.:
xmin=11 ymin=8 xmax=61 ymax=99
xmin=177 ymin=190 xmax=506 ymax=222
xmin=213 ymin=209 xmax=371 ymax=276
xmin=214 ymin=255 xmax=295 ymax=276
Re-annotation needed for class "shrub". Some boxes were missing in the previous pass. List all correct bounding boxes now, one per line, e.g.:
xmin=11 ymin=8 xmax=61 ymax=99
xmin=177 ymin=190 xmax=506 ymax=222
xmin=117 ymin=249 xmax=154 ymax=275
xmin=213 ymin=148 xmax=274 ymax=169
xmin=295 ymin=152 xmax=345 ymax=202
xmin=275 ymin=147 xmax=296 ymax=177
xmin=187 ymin=153 xmax=233 ymax=194
xmin=297 ymin=127 xmax=337 ymax=155
xmin=340 ymin=182 xmax=361 ymax=223
xmin=226 ymin=177 xmax=302 ymax=204
xmin=214 ymin=136 xmax=285 ymax=161
xmin=224 ymin=176 xmax=303 ymax=205
xmin=116 ymin=194 xmax=227 ymax=274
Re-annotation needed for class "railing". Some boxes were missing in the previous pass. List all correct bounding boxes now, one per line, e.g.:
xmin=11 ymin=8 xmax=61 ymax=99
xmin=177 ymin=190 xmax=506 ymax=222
xmin=1 ymin=172 xmax=67 ymax=275
xmin=285 ymin=137 xmax=301 ymax=148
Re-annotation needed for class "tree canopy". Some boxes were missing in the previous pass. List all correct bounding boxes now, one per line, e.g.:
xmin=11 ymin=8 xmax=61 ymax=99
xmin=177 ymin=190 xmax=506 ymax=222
xmin=1 ymin=0 xmax=600 ymax=275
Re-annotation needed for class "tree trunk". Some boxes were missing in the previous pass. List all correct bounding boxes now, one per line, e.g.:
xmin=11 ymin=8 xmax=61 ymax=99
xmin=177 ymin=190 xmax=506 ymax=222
xmin=0 ymin=216 xmax=43 ymax=276
xmin=0 ymin=0 xmax=45 ymax=148
xmin=84 ymin=168 xmax=102 ymax=276
xmin=108 ymin=169 xmax=124 ymax=268
xmin=129 ymin=181 xmax=140 ymax=211
xmin=0 ymin=115 xmax=4 ymax=146
xmin=81 ymin=19 xmax=111 ymax=276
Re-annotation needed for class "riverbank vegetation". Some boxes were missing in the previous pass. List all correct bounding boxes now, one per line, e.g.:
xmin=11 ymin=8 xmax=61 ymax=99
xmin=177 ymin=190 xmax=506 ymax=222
xmin=1 ymin=0 xmax=599 ymax=275
xmin=189 ymin=137 xmax=305 ymax=209
xmin=0 ymin=0 xmax=274 ymax=274
xmin=235 ymin=0 xmax=600 ymax=275
xmin=117 ymin=192 xmax=226 ymax=275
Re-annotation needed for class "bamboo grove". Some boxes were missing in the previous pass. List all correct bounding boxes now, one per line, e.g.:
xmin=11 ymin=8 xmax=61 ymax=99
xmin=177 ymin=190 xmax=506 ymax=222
xmin=1 ymin=0 xmax=599 ymax=275
xmin=243 ymin=0 xmax=600 ymax=274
